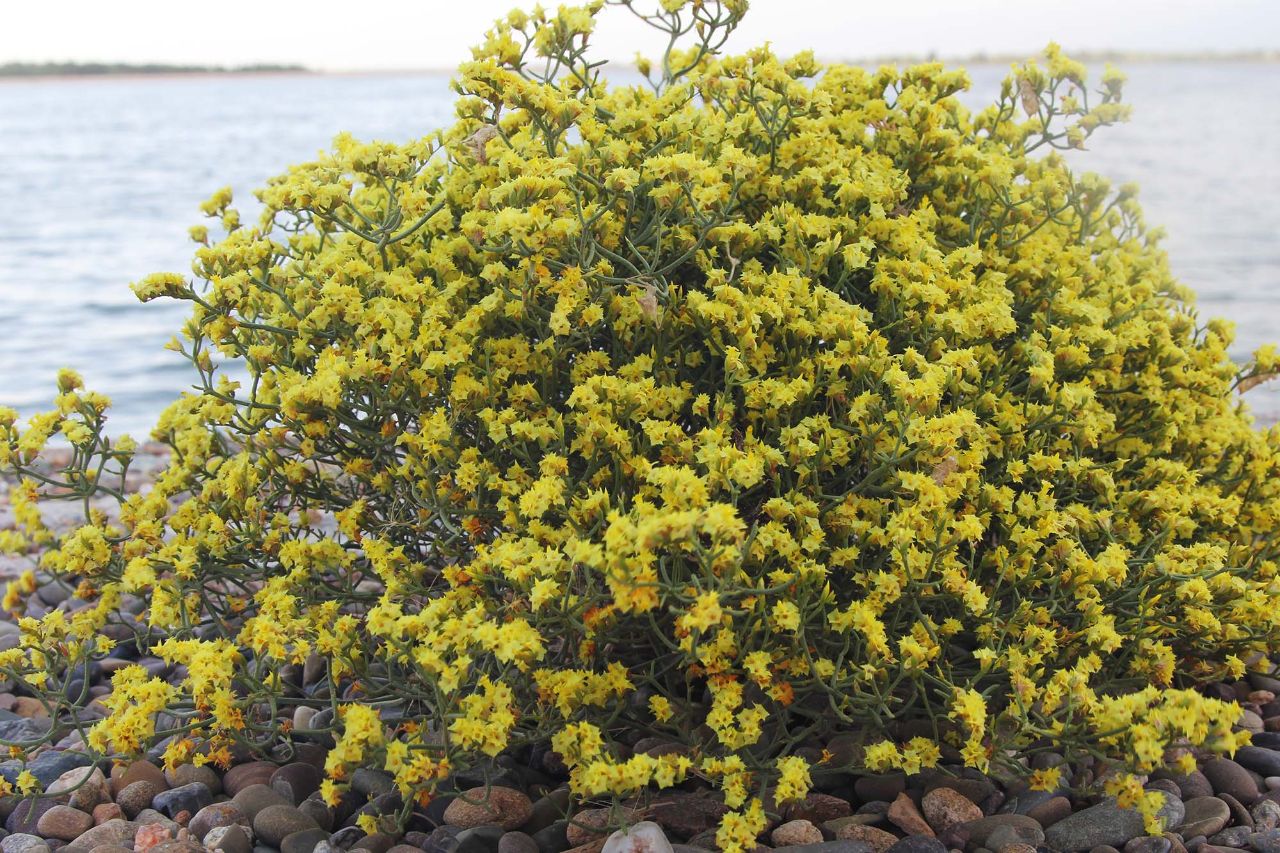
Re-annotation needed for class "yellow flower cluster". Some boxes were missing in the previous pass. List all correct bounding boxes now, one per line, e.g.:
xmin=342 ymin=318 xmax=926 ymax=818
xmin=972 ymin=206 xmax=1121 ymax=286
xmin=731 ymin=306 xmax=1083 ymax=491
xmin=2 ymin=1 xmax=1278 ymax=849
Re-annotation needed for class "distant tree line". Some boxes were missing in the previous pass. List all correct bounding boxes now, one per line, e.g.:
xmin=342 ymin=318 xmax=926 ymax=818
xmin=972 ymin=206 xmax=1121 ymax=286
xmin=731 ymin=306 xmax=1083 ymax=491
xmin=0 ymin=61 xmax=308 ymax=77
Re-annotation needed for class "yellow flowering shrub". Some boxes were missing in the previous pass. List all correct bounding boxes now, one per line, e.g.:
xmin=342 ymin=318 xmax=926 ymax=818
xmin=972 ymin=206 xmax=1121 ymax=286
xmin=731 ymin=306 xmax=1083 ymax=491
xmin=2 ymin=0 xmax=1279 ymax=846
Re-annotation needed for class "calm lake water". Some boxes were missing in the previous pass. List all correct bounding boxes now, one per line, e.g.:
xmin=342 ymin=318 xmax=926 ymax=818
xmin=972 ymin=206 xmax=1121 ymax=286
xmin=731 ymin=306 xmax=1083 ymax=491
xmin=0 ymin=65 xmax=1277 ymax=437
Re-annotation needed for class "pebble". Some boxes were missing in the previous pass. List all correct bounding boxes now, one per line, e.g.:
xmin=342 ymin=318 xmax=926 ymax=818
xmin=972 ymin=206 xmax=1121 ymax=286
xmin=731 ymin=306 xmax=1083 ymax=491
xmin=1179 ymin=798 xmax=1233 ymax=839
xmin=855 ymin=775 xmax=907 ymax=804
xmin=280 ymin=827 xmax=330 ymax=853
xmin=189 ymin=803 xmax=248 ymax=843
xmin=224 ymin=763 xmax=279 ymax=798
xmin=134 ymin=823 xmax=172 ymax=853
xmin=352 ymin=832 xmax=397 ymax=853
xmin=921 ymin=788 xmax=982 ymax=834
xmin=498 ymin=831 xmax=540 ymax=853
xmin=1025 ymin=795 xmax=1073 ymax=829
xmin=233 ymin=785 xmax=294 ymax=823
xmin=270 ymin=765 xmax=323 ymax=806
xmin=566 ymin=809 xmax=641 ymax=848
xmin=117 ymin=781 xmax=162 ymax=820
xmin=1 ymin=834 xmax=51 ymax=853
xmin=70 ymin=819 xmax=139 ymax=850
xmin=1045 ymin=794 xmax=1185 ymax=852
xmin=602 ymin=823 xmax=673 ymax=853
xmin=35 ymin=807 xmax=93 ymax=843
xmin=884 ymin=838 xmax=947 ymax=853
xmin=831 ymin=824 xmax=898 ymax=853
xmin=530 ymin=820 xmax=568 ymax=853
xmin=46 ymin=768 xmax=110 ymax=813
xmin=1255 ymin=801 xmax=1280 ymax=832
xmin=1240 ymin=750 xmax=1280 ymax=779
xmin=297 ymin=800 xmax=333 ymax=832
xmin=152 ymin=783 xmax=213 ymax=820
xmin=786 ymin=794 xmax=853 ymax=826
xmin=774 ymin=844 xmax=876 ymax=853
xmin=1177 ymin=774 xmax=1218 ymax=801
xmin=253 ymin=805 xmax=319 ymax=847
xmin=957 ymin=815 xmax=1044 ymax=850
xmin=443 ymin=788 xmax=534 ymax=833
xmin=1250 ymin=829 xmax=1280 ymax=853
xmin=772 ymin=821 xmax=823 ymax=847
xmin=1208 ymin=827 xmax=1253 ymax=849
xmin=984 ymin=822 xmax=1045 ymax=850
xmin=454 ymin=825 xmax=504 ymax=853
xmin=350 ymin=769 xmax=395 ymax=799
xmin=165 ymin=765 xmax=222 ymax=797
xmin=1204 ymin=760 xmax=1263 ymax=804
xmin=7 ymin=800 xmax=58 ymax=836
xmin=113 ymin=762 xmax=168 ymax=797
xmin=91 ymin=804 xmax=124 ymax=826
xmin=205 ymin=825 xmax=252 ymax=853
xmin=886 ymin=794 xmax=933 ymax=837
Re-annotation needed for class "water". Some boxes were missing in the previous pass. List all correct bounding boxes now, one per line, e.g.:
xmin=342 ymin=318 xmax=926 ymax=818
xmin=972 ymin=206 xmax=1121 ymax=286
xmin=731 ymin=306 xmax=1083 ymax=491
xmin=0 ymin=64 xmax=1277 ymax=437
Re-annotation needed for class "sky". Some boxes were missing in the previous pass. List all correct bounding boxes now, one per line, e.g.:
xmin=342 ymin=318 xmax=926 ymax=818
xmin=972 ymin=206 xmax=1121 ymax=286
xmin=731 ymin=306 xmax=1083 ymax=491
xmin=2 ymin=0 xmax=1277 ymax=71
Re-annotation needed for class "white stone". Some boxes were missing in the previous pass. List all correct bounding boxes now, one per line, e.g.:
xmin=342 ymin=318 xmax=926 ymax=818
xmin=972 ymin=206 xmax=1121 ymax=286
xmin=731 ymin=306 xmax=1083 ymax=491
xmin=602 ymin=821 xmax=674 ymax=853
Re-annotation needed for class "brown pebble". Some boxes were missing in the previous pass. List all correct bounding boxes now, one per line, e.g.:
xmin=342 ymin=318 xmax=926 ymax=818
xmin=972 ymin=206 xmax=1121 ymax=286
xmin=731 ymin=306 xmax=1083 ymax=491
xmin=887 ymin=792 xmax=935 ymax=837
xmin=113 ymin=761 xmax=169 ymax=797
xmin=37 ymin=805 xmax=95 ymax=842
xmin=117 ymin=780 xmax=161 ymax=819
xmin=922 ymin=788 xmax=983 ymax=834
xmin=1025 ymin=795 xmax=1072 ymax=829
xmin=442 ymin=787 xmax=534 ymax=831
xmin=772 ymin=820 xmax=823 ymax=847
xmin=93 ymin=804 xmax=125 ymax=825
xmin=222 ymin=762 xmax=277 ymax=798
xmin=565 ymin=807 xmax=640 ymax=847
xmin=13 ymin=696 xmax=50 ymax=718
xmin=834 ymin=824 xmax=900 ymax=853
xmin=784 ymin=793 xmax=852 ymax=825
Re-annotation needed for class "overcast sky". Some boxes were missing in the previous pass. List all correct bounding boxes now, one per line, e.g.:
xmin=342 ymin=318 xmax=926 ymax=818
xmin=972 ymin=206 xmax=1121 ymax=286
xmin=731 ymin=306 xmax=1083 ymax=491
xmin=2 ymin=0 xmax=1276 ymax=71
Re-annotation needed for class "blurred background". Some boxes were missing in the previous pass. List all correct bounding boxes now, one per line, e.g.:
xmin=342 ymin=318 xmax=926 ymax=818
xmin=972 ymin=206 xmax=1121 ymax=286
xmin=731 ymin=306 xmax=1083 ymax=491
xmin=0 ymin=0 xmax=1277 ymax=436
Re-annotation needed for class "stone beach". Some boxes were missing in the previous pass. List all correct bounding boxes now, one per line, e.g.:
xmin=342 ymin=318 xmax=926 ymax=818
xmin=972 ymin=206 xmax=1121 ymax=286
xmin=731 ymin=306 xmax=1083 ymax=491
xmin=9 ymin=451 xmax=1280 ymax=853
